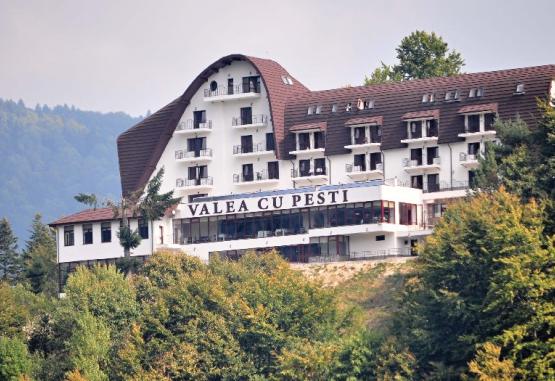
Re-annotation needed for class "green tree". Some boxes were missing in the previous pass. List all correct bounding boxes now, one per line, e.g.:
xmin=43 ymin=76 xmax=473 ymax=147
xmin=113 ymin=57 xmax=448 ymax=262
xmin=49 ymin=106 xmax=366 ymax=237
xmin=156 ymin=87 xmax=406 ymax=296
xmin=0 ymin=336 xmax=32 ymax=381
xmin=23 ymin=214 xmax=58 ymax=296
xmin=365 ymin=31 xmax=464 ymax=85
xmin=468 ymin=342 xmax=517 ymax=381
xmin=0 ymin=218 xmax=22 ymax=283
xmin=396 ymin=190 xmax=555 ymax=379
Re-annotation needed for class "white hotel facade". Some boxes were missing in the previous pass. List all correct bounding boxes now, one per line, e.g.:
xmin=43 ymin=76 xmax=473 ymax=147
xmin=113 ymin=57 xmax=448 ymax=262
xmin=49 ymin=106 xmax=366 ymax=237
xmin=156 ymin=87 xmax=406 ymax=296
xmin=50 ymin=55 xmax=555 ymax=285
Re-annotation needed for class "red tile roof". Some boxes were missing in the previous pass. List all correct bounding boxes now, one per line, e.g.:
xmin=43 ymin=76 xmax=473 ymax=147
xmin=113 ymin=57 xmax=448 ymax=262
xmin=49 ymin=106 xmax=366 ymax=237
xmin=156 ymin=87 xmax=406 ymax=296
xmin=345 ymin=116 xmax=384 ymax=126
xmin=289 ymin=121 xmax=327 ymax=132
xmin=49 ymin=207 xmax=121 ymax=226
xmin=401 ymin=109 xmax=440 ymax=120
xmin=458 ymin=103 xmax=498 ymax=114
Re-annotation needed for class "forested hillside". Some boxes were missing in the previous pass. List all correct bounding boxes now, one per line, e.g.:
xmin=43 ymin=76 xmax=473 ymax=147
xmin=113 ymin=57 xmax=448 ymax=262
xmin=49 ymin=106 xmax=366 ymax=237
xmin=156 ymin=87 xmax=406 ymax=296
xmin=0 ymin=99 xmax=141 ymax=241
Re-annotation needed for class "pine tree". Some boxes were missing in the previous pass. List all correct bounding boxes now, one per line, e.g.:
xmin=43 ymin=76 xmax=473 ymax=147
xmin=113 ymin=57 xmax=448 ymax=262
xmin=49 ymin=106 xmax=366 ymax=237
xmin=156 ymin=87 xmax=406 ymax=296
xmin=0 ymin=218 xmax=22 ymax=283
xmin=23 ymin=214 xmax=58 ymax=295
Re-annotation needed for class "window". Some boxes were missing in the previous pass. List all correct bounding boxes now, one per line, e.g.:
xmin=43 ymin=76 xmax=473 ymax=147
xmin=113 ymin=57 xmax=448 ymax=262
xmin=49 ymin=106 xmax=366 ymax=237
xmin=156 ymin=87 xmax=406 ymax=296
xmin=468 ymin=142 xmax=480 ymax=155
xmin=515 ymin=83 xmax=525 ymax=94
xmin=268 ymin=161 xmax=279 ymax=179
xmin=101 ymin=222 xmax=111 ymax=243
xmin=266 ymin=133 xmax=275 ymax=151
xmin=331 ymin=104 xmax=338 ymax=113
xmin=400 ymin=203 xmax=417 ymax=225
xmin=427 ymin=147 xmax=439 ymax=165
xmin=209 ymin=80 xmax=218 ymax=92
xmin=410 ymin=148 xmax=423 ymax=166
xmin=281 ymin=75 xmax=288 ymax=84
xmin=376 ymin=235 xmax=385 ymax=241
xmin=353 ymin=126 xmax=367 ymax=144
xmin=314 ymin=158 xmax=326 ymax=175
xmin=370 ymin=152 xmax=382 ymax=170
xmin=227 ymin=78 xmax=234 ymax=95
xmin=408 ymin=121 xmax=422 ymax=139
xmin=467 ymin=114 xmax=480 ymax=133
xmin=445 ymin=90 xmax=460 ymax=101
xmin=345 ymin=102 xmax=352 ymax=112
xmin=314 ymin=131 xmax=325 ymax=149
xmin=411 ymin=175 xmax=423 ymax=189
xmin=240 ymin=135 xmax=253 ymax=153
xmin=364 ymin=100 xmax=374 ymax=109
xmin=83 ymin=223 xmax=93 ymax=245
xmin=242 ymin=76 xmax=261 ymax=93
xmin=370 ymin=125 xmax=381 ymax=143
xmin=298 ymin=133 xmax=310 ymax=150
xmin=315 ymin=105 xmax=322 ymax=114
xmin=138 ymin=219 xmax=149 ymax=239
xmin=187 ymin=137 xmax=206 ymax=156
xmin=286 ymin=77 xmax=293 ymax=85
xmin=242 ymin=164 xmax=254 ymax=182
xmin=299 ymin=160 xmax=311 ymax=176
xmin=354 ymin=154 xmax=366 ymax=171
xmin=426 ymin=119 xmax=438 ymax=137
xmin=469 ymin=87 xmax=484 ymax=98
xmin=240 ymin=107 xmax=252 ymax=125
xmin=307 ymin=106 xmax=314 ymax=115
xmin=64 ymin=225 xmax=74 ymax=246
xmin=427 ymin=174 xmax=439 ymax=192
xmin=193 ymin=110 xmax=206 ymax=128
xmin=484 ymin=113 xmax=496 ymax=131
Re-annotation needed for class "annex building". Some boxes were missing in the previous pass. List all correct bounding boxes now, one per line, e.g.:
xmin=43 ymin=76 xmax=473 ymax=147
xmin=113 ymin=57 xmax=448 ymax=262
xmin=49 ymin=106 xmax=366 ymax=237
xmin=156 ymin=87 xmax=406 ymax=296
xmin=50 ymin=54 xmax=555 ymax=285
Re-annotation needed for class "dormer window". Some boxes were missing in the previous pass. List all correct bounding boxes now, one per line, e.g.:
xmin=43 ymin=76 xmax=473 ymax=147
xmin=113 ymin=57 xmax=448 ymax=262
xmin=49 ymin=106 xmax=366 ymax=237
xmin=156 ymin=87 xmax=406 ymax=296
xmin=331 ymin=104 xmax=338 ymax=113
xmin=422 ymin=93 xmax=435 ymax=103
xmin=444 ymin=90 xmax=460 ymax=102
xmin=350 ymin=124 xmax=381 ymax=145
xmin=307 ymin=106 xmax=315 ymax=115
xmin=358 ymin=100 xmax=374 ymax=109
xmin=515 ymin=83 xmax=525 ymax=95
xmin=315 ymin=105 xmax=322 ymax=114
xmin=346 ymin=102 xmax=353 ymax=112
xmin=295 ymin=131 xmax=325 ymax=151
xmin=469 ymin=87 xmax=484 ymax=98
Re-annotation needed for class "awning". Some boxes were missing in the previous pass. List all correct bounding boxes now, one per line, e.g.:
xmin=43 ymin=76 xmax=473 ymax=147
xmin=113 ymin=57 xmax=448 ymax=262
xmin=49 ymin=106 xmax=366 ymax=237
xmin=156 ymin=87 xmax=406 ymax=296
xmin=458 ymin=103 xmax=498 ymax=114
xmin=401 ymin=109 xmax=440 ymax=120
xmin=345 ymin=116 xmax=383 ymax=126
xmin=289 ymin=121 xmax=327 ymax=132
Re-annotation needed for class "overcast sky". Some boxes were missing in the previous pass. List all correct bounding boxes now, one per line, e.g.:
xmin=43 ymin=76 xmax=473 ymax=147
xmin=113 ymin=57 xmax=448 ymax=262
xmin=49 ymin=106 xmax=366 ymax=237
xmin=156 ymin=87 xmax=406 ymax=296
xmin=1 ymin=0 xmax=554 ymax=116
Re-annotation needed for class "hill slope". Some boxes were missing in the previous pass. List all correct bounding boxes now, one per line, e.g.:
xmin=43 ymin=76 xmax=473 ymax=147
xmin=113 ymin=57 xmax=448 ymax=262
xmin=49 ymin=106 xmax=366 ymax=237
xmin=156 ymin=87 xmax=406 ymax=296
xmin=0 ymin=99 xmax=142 ymax=242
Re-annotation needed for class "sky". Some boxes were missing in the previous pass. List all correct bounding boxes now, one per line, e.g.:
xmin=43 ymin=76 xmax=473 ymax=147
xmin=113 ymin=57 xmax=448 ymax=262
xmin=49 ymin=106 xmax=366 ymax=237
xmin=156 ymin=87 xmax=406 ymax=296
xmin=1 ymin=0 xmax=554 ymax=117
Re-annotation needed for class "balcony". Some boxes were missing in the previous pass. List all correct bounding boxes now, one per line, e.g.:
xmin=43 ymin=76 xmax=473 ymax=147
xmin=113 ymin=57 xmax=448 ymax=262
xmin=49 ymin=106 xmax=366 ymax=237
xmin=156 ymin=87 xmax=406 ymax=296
xmin=175 ymin=148 xmax=213 ymax=163
xmin=346 ymin=163 xmax=384 ymax=181
xmin=459 ymin=152 xmax=480 ymax=169
xmin=403 ymin=157 xmax=441 ymax=174
xmin=289 ymin=145 xmax=325 ymax=156
xmin=174 ymin=120 xmax=212 ymax=135
xmin=400 ymin=134 xmax=438 ymax=145
xmin=233 ymin=171 xmax=279 ymax=186
xmin=344 ymin=136 xmax=381 ymax=151
xmin=175 ymin=177 xmax=214 ymax=192
xmin=232 ymin=114 xmax=268 ymax=130
xmin=232 ymin=143 xmax=274 ymax=158
xmin=203 ymin=84 xmax=261 ymax=103
xmin=291 ymin=168 xmax=328 ymax=185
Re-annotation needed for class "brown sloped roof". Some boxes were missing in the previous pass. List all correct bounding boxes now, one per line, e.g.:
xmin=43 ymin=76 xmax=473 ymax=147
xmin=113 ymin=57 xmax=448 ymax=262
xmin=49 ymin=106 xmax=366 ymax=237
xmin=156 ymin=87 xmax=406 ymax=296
xmin=458 ymin=103 xmax=498 ymax=114
xmin=345 ymin=116 xmax=384 ymax=126
xmin=289 ymin=121 xmax=327 ymax=132
xmin=50 ymin=207 xmax=123 ymax=226
xmin=282 ymin=64 xmax=555 ymax=157
xmin=402 ymin=109 xmax=440 ymax=120
xmin=117 ymin=54 xmax=309 ymax=195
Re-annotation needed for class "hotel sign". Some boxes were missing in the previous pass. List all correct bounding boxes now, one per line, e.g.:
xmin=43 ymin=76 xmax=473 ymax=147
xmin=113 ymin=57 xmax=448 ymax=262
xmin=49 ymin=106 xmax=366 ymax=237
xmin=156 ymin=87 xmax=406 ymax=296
xmin=184 ymin=189 xmax=351 ymax=218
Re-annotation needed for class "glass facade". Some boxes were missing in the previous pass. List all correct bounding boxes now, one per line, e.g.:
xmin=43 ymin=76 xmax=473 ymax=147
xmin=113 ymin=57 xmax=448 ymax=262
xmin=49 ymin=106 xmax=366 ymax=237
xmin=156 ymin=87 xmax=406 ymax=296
xmin=173 ymin=200 xmax=399 ymax=245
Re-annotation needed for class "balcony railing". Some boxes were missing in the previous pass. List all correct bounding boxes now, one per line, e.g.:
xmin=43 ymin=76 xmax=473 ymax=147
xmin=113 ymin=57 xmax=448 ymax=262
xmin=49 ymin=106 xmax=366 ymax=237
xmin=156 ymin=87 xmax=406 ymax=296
xmin=175 ymin=148 xmax=213 ymax=160
xmin=204 ymin=83 xmax=261 ymax=98
xmin=346 ymin=163 xmax=383 ymax=173
xmin=175 ymin=119 xmax=212 ymax=131
xmin=403 ymin=157 xmax=440 ymax=167
xmin=176 ymin=177 xmax=213 ymax=188
xmin=291 ymin=167 xmax=327 ymax=178
xmin=232 ymin=114 xmax=268 ymax=126
xmin=460 ymin=152 xmax=478 ymax=162
xmin=233 ymin=142 xmax=272 ymax=155
xmin=233 ymin=170 xmax=278 ymax=183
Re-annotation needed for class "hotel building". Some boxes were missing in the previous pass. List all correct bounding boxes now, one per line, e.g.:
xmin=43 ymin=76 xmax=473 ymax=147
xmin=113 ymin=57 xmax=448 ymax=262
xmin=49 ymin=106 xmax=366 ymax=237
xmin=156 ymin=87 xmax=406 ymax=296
xmin=50 ymin=54 xmax=555 ymax=284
